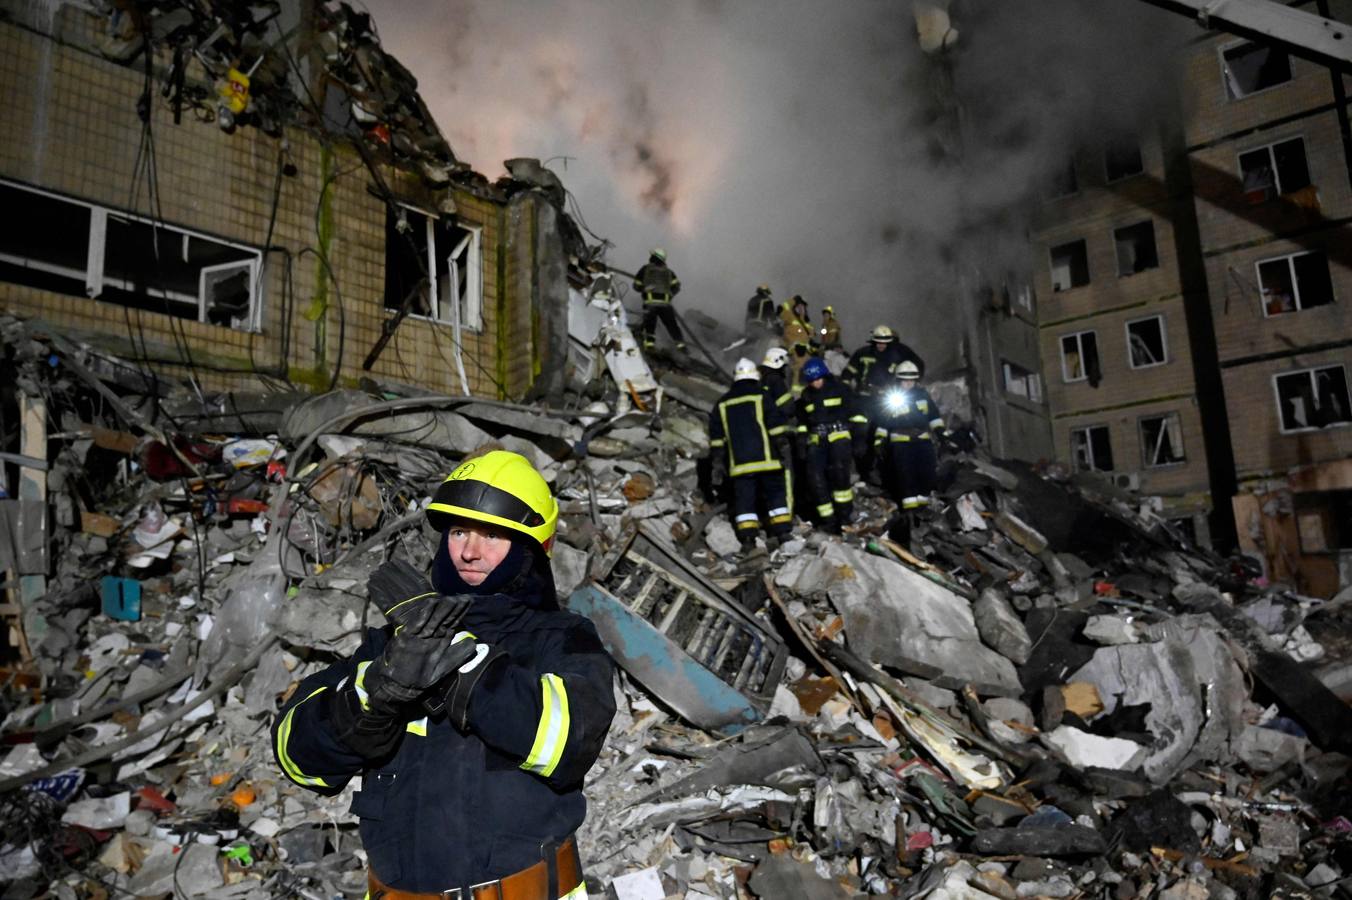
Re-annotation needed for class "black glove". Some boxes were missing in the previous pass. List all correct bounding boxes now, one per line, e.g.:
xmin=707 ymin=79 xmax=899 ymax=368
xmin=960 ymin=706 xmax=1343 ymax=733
xmin=368 ymin=559 xmax=444 ymax=622
xmin=425 ymin=637 xmax=508 ymax=728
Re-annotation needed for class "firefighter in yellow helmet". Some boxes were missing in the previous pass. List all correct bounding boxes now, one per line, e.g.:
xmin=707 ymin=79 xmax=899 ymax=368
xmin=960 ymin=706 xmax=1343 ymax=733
xmin=273 ymin=450 xmax=614 ymax=899
xmin=818 ymin=306 xmax=842 ymax=351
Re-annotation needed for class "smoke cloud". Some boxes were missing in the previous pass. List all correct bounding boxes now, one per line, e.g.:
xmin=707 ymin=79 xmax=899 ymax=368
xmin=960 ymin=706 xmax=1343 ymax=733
xmin=365 ymin=0 xmax=1189 ymax=365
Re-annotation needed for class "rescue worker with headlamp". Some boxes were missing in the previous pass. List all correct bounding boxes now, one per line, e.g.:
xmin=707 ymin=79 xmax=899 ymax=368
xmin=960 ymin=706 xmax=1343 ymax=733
xmin=796 ymin=356 xmax=857 ymax=533
xmin=844 ymin=325 xmax=924 ymax=479
xmin=272 ymin=450 xmax=615 ymax=900
xmin=709 ymin=358 xmax=794 ymax=552
xmin=874 ymin=360 xmax=946 ymax=524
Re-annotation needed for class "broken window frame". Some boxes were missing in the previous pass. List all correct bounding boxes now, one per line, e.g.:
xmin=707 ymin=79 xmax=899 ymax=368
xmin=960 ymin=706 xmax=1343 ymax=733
xmin=1070 ymin=424 xmax=1114 ymax=472
xmin=1237 ymin=136 xmax=1312 ymax=204
xmin=1125 ymin=314 xmax=1169 ymax=369
xmin=1113 ymin=220 xmax=1160 ymax=278
xmin=1273 ymin=364 xmax=1352 ymax=434
xmin=1001 ymin=360 xmax=1043 ymax=403
xmin=386 ymin=202 xmax=484 ymax=333
xmin=1256 ymin=250 xmax=1335 ymax=317
xmin=0 ymin=178 xmax=263 ymax=330
xmin=1220 ymin=39 xmax=1293 ymax=101
xmin=1138 ymin=411 xmax=1186 ymax=468
xmin=1059 ymin=329 xmax=1099 ymax=384
xmin=1049 ymin=239 xmax=1090 ymax=292
xmin=1104 ymin=137 xmax=1145 ymax=183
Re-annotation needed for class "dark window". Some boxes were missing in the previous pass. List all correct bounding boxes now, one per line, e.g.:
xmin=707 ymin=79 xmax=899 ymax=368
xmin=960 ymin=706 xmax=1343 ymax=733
xmin=1239 ymin=138 xmax=1311 ymax=203
xmin=1050 ymin=240 xmax=1089 ymax=292
xmin=1294 ymin=490 xmax=1352 ymax=553
xmin=1223 ymin=42 xmax=1292 ymax=99
xmin=1060 ymin=330 xmax=1101 ymax=384
xmin=1140 ymin=413 xmax=1185 ymax=467
xmin=1275 ymin=365 xmax=1352 ymax=431
xmin=1258 ymin=251 xmax=1334 ymax=316
xmin=384 ymin=205 xmax=483 ymax=329
xmin=1071 ymin=425 xmax=1114 ymax=471
xmin=1114 ymin=221 xmax=1159 ymax=276
xmin=1049 ymin=158 xmax=1078 ymax=198
xmin=1105 ymin=138 xmax=1144 ymax=182
xmin=1126 ymin=316 xmax=1167 ymax=368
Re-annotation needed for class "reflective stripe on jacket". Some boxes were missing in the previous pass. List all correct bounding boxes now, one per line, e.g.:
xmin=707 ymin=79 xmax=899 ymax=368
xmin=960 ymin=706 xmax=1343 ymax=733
xmin=709 ymin=378 xmax=788 ymax=476
xmin=632 ymin=262 xmax=680 ymax=303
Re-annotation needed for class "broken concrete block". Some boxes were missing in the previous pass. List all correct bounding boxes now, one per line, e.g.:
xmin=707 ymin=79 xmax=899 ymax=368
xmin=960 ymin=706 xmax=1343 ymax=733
xmin=704 ymin=518 xmax=741 ymax=558
xmin=1060 ymin=682 xmax=1104 ymax=719
xmin=1233 ymin=724 xmax=1308 ymax=773
xmin=993 ymin=510 xmax=1048 ymax=555
xmin=973 ymin=589 xmax=1032 ymax=665
xmin=1082 ymin=614 xmax=1142 ymax=645
xmin=551 ymin=541 xmax=591 ymax=596
xmin=608 ymin=866 xmax=667 ymax=899
xmin=1258 ymin=815 xmax=1301 ymax=857
xmin=802 ymin=543 xmax=1021 ymax=696
xmin=1045 ymin=726 xmax=1145 ymax=771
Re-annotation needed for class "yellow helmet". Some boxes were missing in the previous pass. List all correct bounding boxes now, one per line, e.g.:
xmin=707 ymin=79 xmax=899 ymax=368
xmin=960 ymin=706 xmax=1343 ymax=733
xmin=427 ymin=450 xmax=559 ymax=556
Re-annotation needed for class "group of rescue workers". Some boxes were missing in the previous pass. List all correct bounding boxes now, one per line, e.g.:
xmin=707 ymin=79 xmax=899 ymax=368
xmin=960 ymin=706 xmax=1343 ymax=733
xmin=632 ymin=248 xmax=949 ymax=550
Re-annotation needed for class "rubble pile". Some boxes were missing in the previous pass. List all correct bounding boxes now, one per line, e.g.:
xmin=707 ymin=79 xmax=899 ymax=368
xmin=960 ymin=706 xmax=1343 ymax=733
xmin=1 ymin=314 xmax=1350 ymax=899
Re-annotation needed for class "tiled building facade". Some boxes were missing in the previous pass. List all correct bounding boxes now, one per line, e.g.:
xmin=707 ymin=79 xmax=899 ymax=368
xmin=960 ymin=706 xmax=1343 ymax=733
xmin=0 ymin=4 xmax=558 ymax=401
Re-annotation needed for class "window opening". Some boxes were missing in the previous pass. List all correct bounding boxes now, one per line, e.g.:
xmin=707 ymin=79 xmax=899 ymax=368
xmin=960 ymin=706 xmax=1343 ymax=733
xmin=1239 ymin=137 xmax=1311 ymax=204
xmin=1050 ymin=239 xmax=1089 ymax=292
xmin=1114 ymin=221 xmax=1159 ymax=277
xmin=1294 ymin=490 xmax=1352 ymax=554
xmin=1002 ymin=360 xmax=1043 ymax=402
xmin=384 ymin=205 xmax=483 ymax=331
xmin=1060 ymin=330 xmax=1101 ymax=384
xmin=1071 ymin=425 xmax=1114 ymax=472
xmin=1222 ymin=41 xmax=1292 ymax=99
xmin=1257 ymin=251 xmax=1334 ymax=316
xmin=1140 ymin=413 xmax=1185 ymax=467
xmin=1126 ymin=316 xmax=1167 ymax=368
xmin=1274 ymin=365 xmax=1352 ymax=432
xmin=1105 ymin=138 xmax=1144 ymax=182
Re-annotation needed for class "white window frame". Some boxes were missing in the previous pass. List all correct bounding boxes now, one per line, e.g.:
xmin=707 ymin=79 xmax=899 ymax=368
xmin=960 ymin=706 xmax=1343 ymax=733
xmin=398 ymin=203 xmax=484 ymax=333
xmin=1256 ymin=250 xmax=1334 ymax=318
xmin=1219 ymin=39 xmax=1293 ymax=101
xmin=1059 ymin=330 xmax=1098 ymax=384
xmin=1002 ymin=360 xmax=1043 ymax=403
xmin=1070 ymin=424 xmax=1113 ymax=472
xmin=0 ymin=178 xmax=263 ymax=331
xmin=1272 ymin=364 xmax=1352 ymax=434
xmin=1237 ymin=135 xmax=1309 ymax=199
xmin=1124 ymin=314 xmax=1169 ymax=370
xmin=1138 ymin=411 xmax=1185 ymax=468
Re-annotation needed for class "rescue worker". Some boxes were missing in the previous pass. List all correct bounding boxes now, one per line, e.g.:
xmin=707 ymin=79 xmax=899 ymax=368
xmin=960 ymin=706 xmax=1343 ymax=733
xmin=843 ymin=325 xmax=926 ymax=477
xmin=272 ymin=450 xmax=615 ymax=899
xmin=709 ymin=358 xmax=793 ymax=551
xmin=759 ymin=345 xmax=797 ymax=515
xmin=744 ymin=284 xmax=777 ymax=336
xmin=818 ymin=306 xmax=842 ymax=351
xmin=780 ymin=295 xmax=814 ymax=395
xmin=874 ymin=360 xmax=946 ymax=517
xmin=796 ymin=356 xmax=856 ymax=533
xmin=632 ymin=247 xmax=684 ymax=350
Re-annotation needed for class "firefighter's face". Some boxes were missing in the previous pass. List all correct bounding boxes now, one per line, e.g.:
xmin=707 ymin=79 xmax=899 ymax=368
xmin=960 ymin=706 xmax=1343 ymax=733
xmin=900 ymin=378 xmax=918 ymax=389
xmin=446 ymin=520 xmax=514 ymax=586
xmin=810 ymin=377 xmax=825 ymax=389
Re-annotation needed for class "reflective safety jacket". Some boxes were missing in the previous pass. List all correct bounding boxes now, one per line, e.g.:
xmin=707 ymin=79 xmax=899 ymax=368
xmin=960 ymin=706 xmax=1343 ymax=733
xmin=759 ymin=367 xmax=794 ymax=414
xmin=873 ymin=386 xmax=945 ymax=443
xmin=272 ymin=586 xmax=616 ymax=892
xmin=633 ymin=261 xmax=681 ymax=304
xmin=818 ymin=314 xmax=841 ymax=349
xmin=709 ymin=378 xmax=789 ymax=476
xmin=746 ymin=293 xmax=777 ymax=329
xmin=844 ymin=343 xmax=927 ymax=396
xmin=796 ymin=377 xmax=855 ymax=442
xmin=780 ymin=303 xmax=813 ymax=350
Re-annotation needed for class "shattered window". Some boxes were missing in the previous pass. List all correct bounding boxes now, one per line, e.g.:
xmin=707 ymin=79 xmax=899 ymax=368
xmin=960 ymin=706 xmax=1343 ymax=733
xmin=1239 ymin=138 xmax=1311 ymax=204
xmin=1275 ymin=365 xmax=1352 ymax=432
xmin=1070 ymin=425 xmax=1114 ymax=472
xmin=385 ymin=205 xmax=483 ymax=331
xmin=0 ymin=180 xmax=260 ymax=330
xmin=1114 ymin=221 xmax=1159 ymax=277
xmin=1060 ymin=330 xmax=1100 ymax=384
xmin=1257 ymin=251 xmax=1334 ymax=316
xmin=1222 ymin=41 xmax=1292 ymax=100
xmin=1126 ymin=316 xmax=1167 ymax=368
xmin=1140 ymin=413 xmax=1185 ymax=467
xmin=1105 ymin=138 xmax=1144 ymax=182
xmin=1049 ymin=240 xmax=1089 ymax=292
xmin=1002 ymin=360 xmax=1043 ymax=402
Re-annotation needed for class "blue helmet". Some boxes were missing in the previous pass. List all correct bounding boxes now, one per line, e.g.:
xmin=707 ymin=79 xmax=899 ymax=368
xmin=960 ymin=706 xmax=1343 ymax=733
xmin=802 ymin=357 xmax=830 ymax=382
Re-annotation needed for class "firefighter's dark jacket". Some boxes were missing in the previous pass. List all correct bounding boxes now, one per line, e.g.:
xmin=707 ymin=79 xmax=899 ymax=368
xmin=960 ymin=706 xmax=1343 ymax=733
xmin=844 ymin=342 xmax=926 ymax=394
xmin=709 ymin=378 xmax=789 ymax=476
xmin=796 ymin=377 xmax=855 ymax=435
xmin=271 ymin=561 xmax=616 ymax=891
xmin=759 ymin=368 xmax=793 ymax=413
xmin=874 ymin=386 xmax=945 ymax=441
xmin=633 ymin=261 xmax=681 ymax=303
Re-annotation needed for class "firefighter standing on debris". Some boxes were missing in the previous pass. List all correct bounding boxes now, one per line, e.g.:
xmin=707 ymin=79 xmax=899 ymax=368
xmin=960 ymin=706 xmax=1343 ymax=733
xmin=796 ymin=356 xmax=856 ymax=533
xmin=818 ymin=306 xmax=842 ymax=351
xmin=709 ymin=358 xmax=794 ymax=552
xmin=744 ymin=284 xmax=777 ymax=336
xmin=759 ymin=346 xmax=797 ymax=513
xmin=633 ymin=248 xmax=684 ymax=350
xmin=272 ymin=450 xmax=614 ymax=900
xmin=780 ymin=295 xmax=815 ymax=394
xmin=844 ymin=325 xmax=925 ymax=477
xmin=874 ymin=360 xmax=945 ymax=519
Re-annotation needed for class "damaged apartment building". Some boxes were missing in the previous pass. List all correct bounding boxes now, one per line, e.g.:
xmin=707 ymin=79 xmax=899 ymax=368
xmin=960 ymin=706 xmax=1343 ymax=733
xmin=1028 ymin=3 xmax=1352 ymax=596
xmin=0 ymin=0 xmax=576 ymax=404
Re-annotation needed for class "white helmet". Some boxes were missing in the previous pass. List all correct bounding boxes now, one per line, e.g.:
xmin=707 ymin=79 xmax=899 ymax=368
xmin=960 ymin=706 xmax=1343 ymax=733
xmin=761 ymin=347 xmax=789 ymax=370
xmin=734 ymin=357 xmax=761 ymax=380
xmin=895 ymin=360 xmax=921 ymax=379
